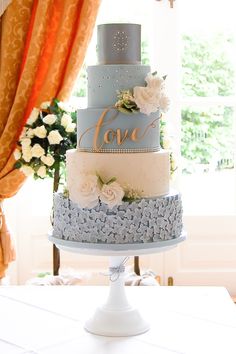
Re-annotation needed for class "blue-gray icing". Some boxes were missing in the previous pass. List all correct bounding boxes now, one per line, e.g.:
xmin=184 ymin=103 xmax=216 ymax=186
xmin=97 ymin=24 xmax=141 ymax=65
xmin=77 ymin=108 xmax=160 ymax=152
xmin=52 ymin=192 xmax=183 ymax=244
xmin=87 ymin=65 xmax=150 ymax=108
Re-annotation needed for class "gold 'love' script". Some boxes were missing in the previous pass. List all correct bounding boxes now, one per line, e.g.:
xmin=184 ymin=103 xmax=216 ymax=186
xmin=78 ymin=108 xmax=159 ymax=152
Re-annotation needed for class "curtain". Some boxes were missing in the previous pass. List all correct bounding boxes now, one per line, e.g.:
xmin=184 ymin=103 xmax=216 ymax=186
xmin=0 ymin=0 xmax=101 ymax=278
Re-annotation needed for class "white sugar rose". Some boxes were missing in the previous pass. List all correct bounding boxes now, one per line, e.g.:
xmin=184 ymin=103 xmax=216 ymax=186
xmin=27 ymin=108 xmax=39 ymax=125
xmin=145 ymin=73 xmax=164 ymax=89
xmin=47 ymin=130 xmax=63 ymax=144
xmin=37 ymin=165 xmax=47 ymax=178
xmin=13 ymin=149 xmax=21 ymax=160
xmin=34 ymin=125 xmax=47 ymax=138
xmin=159 ymin=95 xmax=170 ymax=113
xmin=65 ymin=122 xmax=76 ymax=133
xmin=20 ymin=138 xmax=31 ymax=146
xmin=100 ymin=182 xmax=124 ymax=209
xmin=41 ymin=154 xmax=55 ymax=166
xmin=133 ymin=86 xmax=159 ymax=115
xmin=61 ymin=113 xmax=72 ymax=128
xmin=40 ymin=101 xmax=51 ymax=109
xmin=69 ymin=174 xmax=100 ymax=208
xmin=22 ymin=146 xmax=32 ymax=162
xmin=43 ymin=114 xmax=57 ymax=125
xmin=31 ymin=144 xmax=45 ymax=158
xmin=20 ymin=165 xmax=34 ymax=177
xmin=133 ymin=73 xmax=169 ymax=115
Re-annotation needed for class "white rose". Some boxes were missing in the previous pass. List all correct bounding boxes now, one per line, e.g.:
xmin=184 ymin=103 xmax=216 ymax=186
xmin=65 ymin=123 xmax=76 ymax=133
xmin=20 ymin=138 xmax=31 ymax=146
xmin=41 ymin=154 xmax=55 ymax=166
xmin=47 ymin=130 xmax=63 ymax=145
xmin=40 ymin=101 xmax=51 ymax=109
xmin=25 ymin=128 xmax=34 ymax=138
xmin=20 ymin=165 xmax=34 ymax=177
xmin=133 ymin=72 xmax=169 ymax=115
xmin=145 ymin=73 xmax=164 ymax=89
xmin=43 ymin=114 xmax=57 ymax=125
xmin=34 ymin=125 xmax=47 ymax=138
xmin=100 ymin=182 xmax=124 ymax=209
xmin=133 ymin=86 xmax=159 ymax=115
xmin=27 ymin=108 xmax=40 ymax=125
xmin=37 ymin=165 xmax=47 ymax=178
xmin=31 ymin=144 xmax=45 ymax=158
xmin=69 ymin=175 xmax=100 ymax=208
xmin=61 ymin=113 xmax=72 ymax=128
xmin=22 ymin=146 xmax=32 ymax=162
xmin=159 ymin=95 xmax=170 ymax=113
xmin=13 ymin=149 xmax=21 ymax=160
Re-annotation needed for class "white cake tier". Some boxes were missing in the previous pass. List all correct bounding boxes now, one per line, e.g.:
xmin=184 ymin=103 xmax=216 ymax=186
xmin=66 ymin=149 xmax=170 ymax=198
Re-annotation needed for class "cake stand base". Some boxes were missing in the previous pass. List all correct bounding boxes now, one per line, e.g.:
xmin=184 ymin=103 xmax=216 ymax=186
xmin=48 ymin=233 xmax=186 ymax=337
xmin=85 ymin=256 xmax=149 ymax=337
xmin=85 ymin=306 xmax=149 ymax=337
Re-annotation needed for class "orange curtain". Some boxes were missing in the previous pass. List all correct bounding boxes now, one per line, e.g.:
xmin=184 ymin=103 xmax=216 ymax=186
xmin=0 ymin=0 xmax=101 ymax=278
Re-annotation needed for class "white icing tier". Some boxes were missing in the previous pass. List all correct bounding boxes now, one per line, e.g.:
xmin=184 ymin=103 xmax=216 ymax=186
xmin=66 ymin=149 xmax=170 ymax=198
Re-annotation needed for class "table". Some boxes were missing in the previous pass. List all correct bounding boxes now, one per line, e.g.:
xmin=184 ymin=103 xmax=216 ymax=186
xmin=0 ymin=286 xmax=236 ymax=354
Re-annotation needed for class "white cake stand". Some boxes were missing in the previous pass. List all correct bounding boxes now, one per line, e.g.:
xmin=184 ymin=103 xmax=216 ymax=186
xmin=49 ymin=233 xmax=186 ymax=337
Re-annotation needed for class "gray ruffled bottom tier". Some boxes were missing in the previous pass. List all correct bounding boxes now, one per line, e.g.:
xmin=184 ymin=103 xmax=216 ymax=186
xmin=52 ymin=191 xmax=183 ymax=244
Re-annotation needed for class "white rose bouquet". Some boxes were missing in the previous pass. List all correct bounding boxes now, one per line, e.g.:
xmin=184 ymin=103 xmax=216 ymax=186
xmin=14 ymin=98 xmax=77 ymax=188
xmin=115 ymin=72 xmax=170 ymax=116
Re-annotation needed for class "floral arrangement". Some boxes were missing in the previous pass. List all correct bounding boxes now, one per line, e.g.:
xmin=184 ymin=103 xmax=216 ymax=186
xmin=69 ymin=173 xmax=143 ymax=210
xmin=14 ymin=99 xmax=77 ymax=182
xmin=115 ymin=72 xmax=170 ymax=115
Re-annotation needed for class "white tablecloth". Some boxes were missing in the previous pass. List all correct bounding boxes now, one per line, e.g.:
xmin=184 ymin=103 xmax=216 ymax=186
xmin=0 ymin=286 xmax=236 ymax=354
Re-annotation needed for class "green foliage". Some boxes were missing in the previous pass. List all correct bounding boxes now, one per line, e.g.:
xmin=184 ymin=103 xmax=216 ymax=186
xmin=182 ymin=33 xmax=234 ymax=97
xmin=181 ymin=33 xmax=235 ymax=173
xmin=181 ymin=106 xmax=234 ymax=173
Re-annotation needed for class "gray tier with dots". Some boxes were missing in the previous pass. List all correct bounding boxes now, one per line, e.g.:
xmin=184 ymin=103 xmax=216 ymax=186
xmin=97 ymin=23 xmax=141 ymax=65
xmin=77 ymin=108 xmax=160 ymax=152
xmin=87 ymin=65 xmax=150 ymax=108
xmin=52 ymin=192 xmax=183 ymax=244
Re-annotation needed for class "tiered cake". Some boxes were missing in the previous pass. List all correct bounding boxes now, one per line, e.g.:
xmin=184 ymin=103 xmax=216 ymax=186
xmin=53 ymin=23 xmax=183 ymax=244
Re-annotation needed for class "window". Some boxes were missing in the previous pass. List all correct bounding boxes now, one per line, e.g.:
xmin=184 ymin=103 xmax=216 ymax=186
xmin=180 ymin=0 xmax=236 ymax=215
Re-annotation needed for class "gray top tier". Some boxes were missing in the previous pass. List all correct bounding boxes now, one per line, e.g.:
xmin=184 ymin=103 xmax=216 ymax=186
xmin=97 ymin=23 xmax=141 ymax=64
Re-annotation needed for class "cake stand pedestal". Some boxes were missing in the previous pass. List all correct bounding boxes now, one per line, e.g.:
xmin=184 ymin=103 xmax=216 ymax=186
xmin=49 ymin=233 xmax=186 ymax=337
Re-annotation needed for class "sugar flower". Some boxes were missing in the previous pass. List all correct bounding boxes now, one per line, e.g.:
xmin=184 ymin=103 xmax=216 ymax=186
xmin=100 ymin=182 xmax=124 ymax=209
xmin=69 ymin=174 xmax=100 ymax=208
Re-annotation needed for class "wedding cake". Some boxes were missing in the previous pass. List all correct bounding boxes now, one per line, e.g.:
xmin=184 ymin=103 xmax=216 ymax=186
xmin=53 ymin=23 xmax=183 ymax=244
